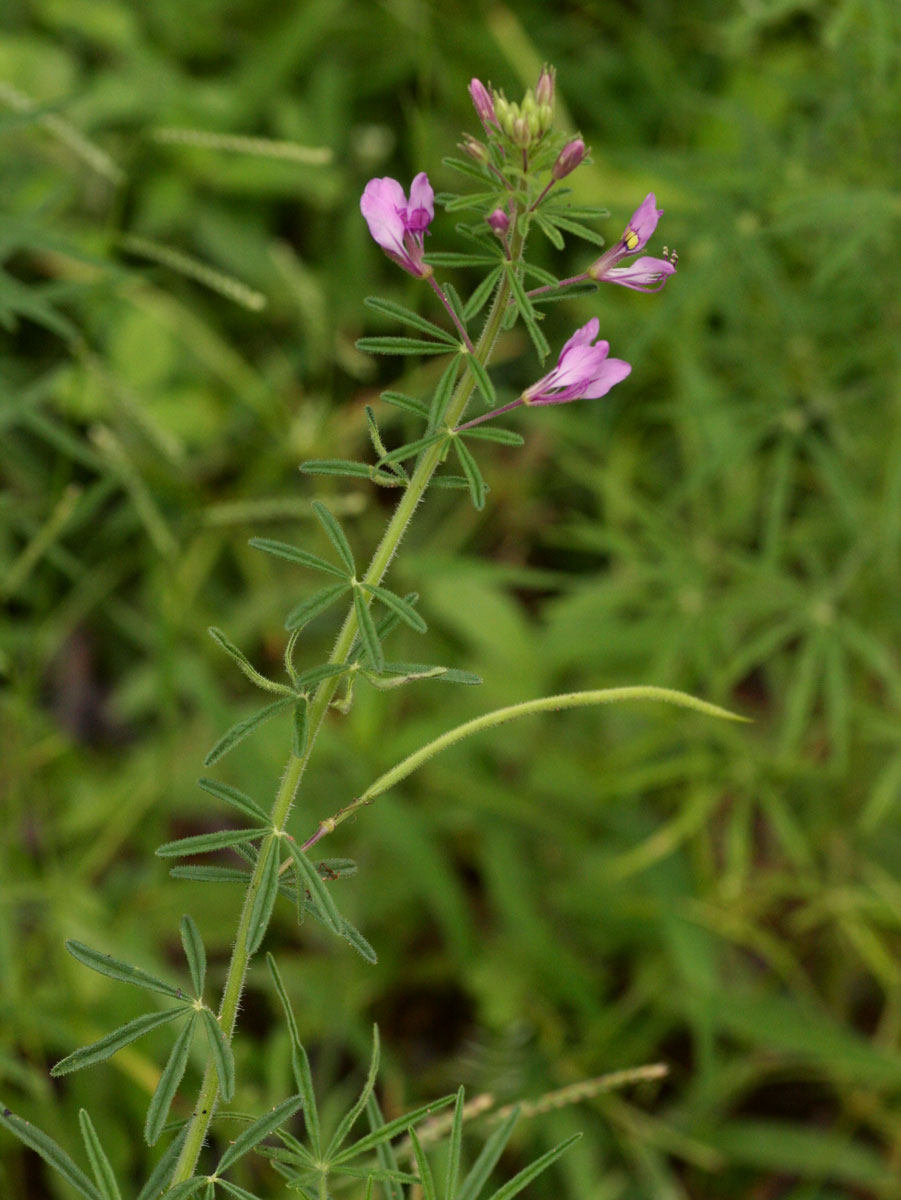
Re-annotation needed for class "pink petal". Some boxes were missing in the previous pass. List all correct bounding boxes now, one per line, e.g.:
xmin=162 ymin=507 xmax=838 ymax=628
xmin=558 ymin=317 xmax=600 ymax=359
xmin=580 ymin=357 xmax=632 ymax=398
xmin=407 ymin=172 xmax=434 ymax=225
xmin=360 ymin=177 xmax=408 ymax=256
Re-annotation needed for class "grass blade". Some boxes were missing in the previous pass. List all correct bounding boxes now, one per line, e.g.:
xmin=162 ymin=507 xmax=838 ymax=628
xmin=485 ymin=1133 xmax=581 ymax=1200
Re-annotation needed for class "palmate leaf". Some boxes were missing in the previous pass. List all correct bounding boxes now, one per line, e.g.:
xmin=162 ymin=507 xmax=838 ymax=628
xmin=533 ymin=212 xmax=565 ymax=250
xmin=204 ymin=695 xmax=295 ymax=764
xmin=325 ymin=1026 xmax=380 ymax=1160
xmin=454 ymin=438 xmax=486 ymax=511
xmin=428 ymin=357 xmax=461 ymax=430
xmin=169 ymin=865 xmax=252 ymax=885
xmin=52 ymin=1009 xmax=187 ymax=1077
xmin=246 ymin=839 xmax=281 ymax=956
xmin=464 ymin=352 xmax=496 ymax=407
xmin=485 ymin=1133 xmax=581 ymax=1200
xmin=283 ymin=839 xmax=343 ymax=936
xmin=199 ymin=1007 xmax=235 ymax=1102
xmin=463 ymin=265 xmax=503 ymax=321
xmin=363 ymin=296 xmax=459 ymax=345
xmin=144 ymin=1014 xmax=197 ymax=1146
xmin=424 ymin=251 xmax=500 ymax=268
xmin=408 ymin=1129 xmax=437 ymax=1200
xmin=379 ymin=390 xmax=429 ymax=420
xmin=216 ymin=1094 xmax=304 ymax=1174
xmin=156 ymin=827 xmax=265 ymax=858
xmin=462 ymin=427 xmax=524 ymax=446
xmin=196 ymin=777 xmax=269 ymax=825
xmin=64 ymin=941 xmax=184 ymax=999
xmin=360 ymin=584 xmax=427 ymax=633
xmin=505 ymin=264 xmax=550 ymax=361
xmin=248 ymin=537 xmax=347 ymax=578
xmin=330 ymin=1094 xmax=455 ymax=1168
xmin=311 ymin=500 xmax=355 ymax=574
xmin=0 ymin=1107 xmax=102 ymax=1200
xmin=266 ymin=954 xmax=322 ymax=1158
xmin=207 ymin=627 xmax=293 ymax=696
xmin=457 ymin=1106 xmax=520 ymax=1200
xmin=294 ymin=661 xmax=351 ymax=690
xmin=135 ymin=1127 xmax=188 ymax=1200
xmin=217 ymin=1181 xmax=267 ymax=1200
xmin=285 ymin=581 xmax=350 ymax=632
xmin=180 ymin=915 xmax=206 ymax=996
xmin=445 ymin=1087 xmax=465 ymax=1200
xmin=338 ymin=916 xmax=378 ymax=964
xmin=353 ymin=586 xmax=385 ymax=673
xmin=541 ymin=211 xmax=606 ymax=246
xmin=377 ymin=431 xmax=447 ymax=467
xmin=356 ymin=336 xmax=452 ymax=356
xmin=157 ymin=1181 xmax=205 ymax=1200
xmin=299 ymin=459 xmax=401 ymax=486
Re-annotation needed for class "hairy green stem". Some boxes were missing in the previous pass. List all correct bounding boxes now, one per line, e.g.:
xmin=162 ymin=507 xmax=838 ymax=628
xmin=168 ymin=223 xmax=527 ymax=1188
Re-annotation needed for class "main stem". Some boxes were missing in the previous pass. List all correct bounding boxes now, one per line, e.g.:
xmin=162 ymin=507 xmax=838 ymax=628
xmin=169 ymin=223 xmax=528 ymax=1186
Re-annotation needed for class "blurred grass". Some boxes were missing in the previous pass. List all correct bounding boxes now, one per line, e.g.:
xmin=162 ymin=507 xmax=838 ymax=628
xmin=2 ymin=0 xmax=901 ymax=1197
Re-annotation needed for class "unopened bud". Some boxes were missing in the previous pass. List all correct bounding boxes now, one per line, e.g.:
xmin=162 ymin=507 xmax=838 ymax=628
xmin=486 ymin=207 xmax=510 ymax=237
xmin=494 ymin=95 xmax=514 ymax=137
xmin=535 ymin=66 xmax=555 ymax=110
xmin=461 ymin=133 xmax=490 ymax=164
xmin=512 ymin=115 xmax=531 ymax=148
xmin=469 ymin=79 xmax=497 ymax=129
xmin=551 ymin=137 xmax=586 ymax=181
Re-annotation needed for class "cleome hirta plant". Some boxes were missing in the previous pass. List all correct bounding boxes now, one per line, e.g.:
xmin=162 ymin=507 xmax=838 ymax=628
xmin=1 ymin=66 xmax=740 ymax=1199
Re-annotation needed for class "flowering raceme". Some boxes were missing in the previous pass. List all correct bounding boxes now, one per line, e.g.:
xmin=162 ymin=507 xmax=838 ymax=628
xmin=360 ymin=172 xmax=435 ymax=277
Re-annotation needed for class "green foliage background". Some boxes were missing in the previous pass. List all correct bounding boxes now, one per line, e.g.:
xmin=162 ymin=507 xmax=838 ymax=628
xmin=2 ymin=0 xmax=900 ymax=1196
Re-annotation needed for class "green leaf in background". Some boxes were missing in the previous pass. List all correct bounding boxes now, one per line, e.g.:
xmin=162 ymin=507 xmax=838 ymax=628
xmin=457 ymin=1106 xmax=520 ymax=1200
xmin=0 ymin=1107 xmax=101 ymax=1200
xmin=144 ymin=1014 xmax=197 ymax=1146
xmin=179 ymin=915 xmax=206 ymax=997
xmin=199 ymin=1007 xmax=235 ymax=1102
xmin=51 ymin=1009 xmax=187 ymax=1077
xmin=363 ymin=296 xmax=460 ymax=345
xmin=408 ymin=1128 xmax=436 ymax=1200
xmin=444 ymin=1087 xmax=465 ymax=1200
xmin=63 ymin=941 xmax=184 ymax=999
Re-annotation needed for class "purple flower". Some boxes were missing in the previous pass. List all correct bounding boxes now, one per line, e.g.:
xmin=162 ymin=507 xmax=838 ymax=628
xmin=486 ymin=207 xmax=510 ymax=236
xmin=522 ymin=318 xmax=631 ymax=405
xmin=587 ymin=193 xmax=674 ymax=289
xmin=360 ymin=173 xmax=434 ymax=278
xmin=469 ymin=79 xmax=498 ymax=129
xmin=601 ymin=256 xmax=676 ymax=293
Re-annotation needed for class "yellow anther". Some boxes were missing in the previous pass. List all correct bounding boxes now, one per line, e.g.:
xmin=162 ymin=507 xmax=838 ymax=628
xmin=624 ymin=229 xmax=640 ymax=251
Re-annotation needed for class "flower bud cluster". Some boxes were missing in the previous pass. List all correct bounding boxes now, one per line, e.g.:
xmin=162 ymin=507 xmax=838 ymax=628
xmin=470 ymin=66 xmax=555 ymax=152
